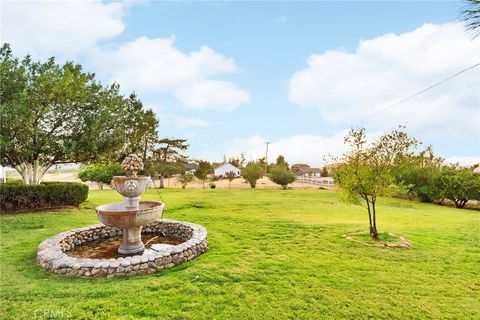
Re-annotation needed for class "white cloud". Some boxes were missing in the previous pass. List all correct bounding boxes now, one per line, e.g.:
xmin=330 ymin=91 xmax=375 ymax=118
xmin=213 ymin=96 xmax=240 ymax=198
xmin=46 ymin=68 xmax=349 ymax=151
xmin=289 ymin=23 xmax=480 ymax=135
xmin=1 ymin=0 xmax=126 ymax=58
xmin=91 ymin=36 xmax=249 ymax=111
xmin=172 ymin=116 xmax=210 ymax=129
xmin=175 ymin=80 xmax=249 ymax=111
xmin=444 ymin=156 xmax=480 ymax=166
xmin=2 ymin=1 xmax=249 ymax=110
xmin=224 ymin=131 xmax=350 ymax=167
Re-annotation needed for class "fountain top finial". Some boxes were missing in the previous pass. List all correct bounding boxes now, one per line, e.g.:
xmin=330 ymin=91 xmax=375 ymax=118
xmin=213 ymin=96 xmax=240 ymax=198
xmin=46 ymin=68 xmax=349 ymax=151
xmin=121 ymin=154 xmax=144 ymax=177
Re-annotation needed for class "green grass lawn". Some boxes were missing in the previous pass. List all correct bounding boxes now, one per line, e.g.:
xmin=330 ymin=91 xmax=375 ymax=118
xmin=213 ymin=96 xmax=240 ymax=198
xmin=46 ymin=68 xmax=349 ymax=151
xmin=1 ymin=188 xmax=479 ymax=319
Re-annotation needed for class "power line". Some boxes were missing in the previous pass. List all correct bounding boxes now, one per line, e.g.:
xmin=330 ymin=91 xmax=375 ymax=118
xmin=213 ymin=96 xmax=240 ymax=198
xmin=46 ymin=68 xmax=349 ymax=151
xmin=311 ymin=62 xmax=480 ymax=143
xmin=355 ymin=62 xmax=480 ymax=125
xmin=257 ymin=63 xmax=479 ymax=150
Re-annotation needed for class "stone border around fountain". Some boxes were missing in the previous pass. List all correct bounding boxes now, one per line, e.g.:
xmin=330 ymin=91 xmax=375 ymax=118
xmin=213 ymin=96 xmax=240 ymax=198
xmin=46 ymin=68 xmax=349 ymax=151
xmin=37 ymin=219 xmax=208 ymax=278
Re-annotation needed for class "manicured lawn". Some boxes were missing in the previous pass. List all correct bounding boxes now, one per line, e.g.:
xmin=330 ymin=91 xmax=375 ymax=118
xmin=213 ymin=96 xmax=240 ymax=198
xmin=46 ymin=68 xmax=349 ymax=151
xmin=1 ymin=188 xmax=479 ymax=319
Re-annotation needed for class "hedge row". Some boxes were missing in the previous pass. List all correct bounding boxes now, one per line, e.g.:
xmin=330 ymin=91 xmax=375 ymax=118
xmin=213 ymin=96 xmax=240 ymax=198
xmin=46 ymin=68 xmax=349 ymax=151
xmin=0 ymin=182 xmax=89 ymax=213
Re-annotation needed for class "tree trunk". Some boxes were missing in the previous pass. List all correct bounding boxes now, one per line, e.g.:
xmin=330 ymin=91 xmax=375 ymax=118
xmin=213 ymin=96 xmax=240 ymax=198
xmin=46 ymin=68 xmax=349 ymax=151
xmin=159 ymin=175 xmax=165 ymax=188
xmin=15 ymin=160 xmax=50 ymax=185
xmin=454 ymin=199 xmax=468 ymax=208
xmin=365 ymin=197 xmax=378 ymax=240
xmin=369 ymin=225 xmax=379 ymax=240
xmin=371 ymin=201 xmax=379 ymax=240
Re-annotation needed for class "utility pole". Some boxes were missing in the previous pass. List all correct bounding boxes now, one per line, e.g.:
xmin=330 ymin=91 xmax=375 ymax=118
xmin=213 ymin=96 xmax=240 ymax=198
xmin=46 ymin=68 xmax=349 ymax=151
xmin=264 ymin=141 xmax=270 ymax=173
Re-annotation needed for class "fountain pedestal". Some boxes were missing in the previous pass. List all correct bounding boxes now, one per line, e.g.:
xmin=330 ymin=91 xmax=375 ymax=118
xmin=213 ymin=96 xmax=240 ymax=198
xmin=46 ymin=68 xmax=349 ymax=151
xmin=96 ymin=200 xmax=164 ymax=255
xmin=120 ymin=226 xmax=143 ymax=254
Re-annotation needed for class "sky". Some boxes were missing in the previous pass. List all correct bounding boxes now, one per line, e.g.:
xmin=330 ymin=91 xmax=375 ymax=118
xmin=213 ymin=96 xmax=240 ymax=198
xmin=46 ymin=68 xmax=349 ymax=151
xmin=1 ymin=0 xmax=479 ymax=166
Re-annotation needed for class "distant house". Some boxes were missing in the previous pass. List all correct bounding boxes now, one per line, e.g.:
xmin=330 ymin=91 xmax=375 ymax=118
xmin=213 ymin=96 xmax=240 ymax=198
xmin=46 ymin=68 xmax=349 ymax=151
xmin=291 ymin=164 xmax=321 ymax=177
xmin=214 ymin=163 xmax=241 ymax=177
xmin=183 ymin=162 xmax=197 ymax=174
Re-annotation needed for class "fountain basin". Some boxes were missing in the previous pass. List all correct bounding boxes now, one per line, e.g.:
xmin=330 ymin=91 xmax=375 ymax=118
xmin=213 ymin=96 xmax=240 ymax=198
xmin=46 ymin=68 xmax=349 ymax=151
xmin=96 ymin=201 xmax=164 ymax=255
xmin=111 ymin=176 xmax=152 ymax=208
xmin=96 ymin=201 xmax=163 ymax=228
xmin=36 ymin=219 xmax=208 ymax=277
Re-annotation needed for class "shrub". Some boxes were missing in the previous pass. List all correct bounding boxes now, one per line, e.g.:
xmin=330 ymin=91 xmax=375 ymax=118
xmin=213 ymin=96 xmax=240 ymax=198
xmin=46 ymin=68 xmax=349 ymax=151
xmin=437 ymin=167 xmax=480 ymax=208
xmin=177 ymin=173 xmax=194 ymax=189
xmin=241 ymin=162 xmax=264 ymax=188
xmin=268 ymin=166 xmax=296 ymax=190
xmin=209 ymin=182 xmax=216 ymax=189
xmin=0 ymin=182 xmax=88 ymax=213
xmin=391 ymin=147 xmax=444 ymax=203
xmin=195 ymin=161 xmax=212 ymax=189
xmin=78 ymin=164 xmax=124 ymax=189
xmin=392 ymin=163 xmax=442 ymax=202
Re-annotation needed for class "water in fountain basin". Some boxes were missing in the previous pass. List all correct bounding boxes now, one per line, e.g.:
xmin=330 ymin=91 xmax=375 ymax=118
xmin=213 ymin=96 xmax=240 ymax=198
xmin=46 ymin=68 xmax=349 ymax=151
xmin=67 ymin=233 xmax=184 ymax=259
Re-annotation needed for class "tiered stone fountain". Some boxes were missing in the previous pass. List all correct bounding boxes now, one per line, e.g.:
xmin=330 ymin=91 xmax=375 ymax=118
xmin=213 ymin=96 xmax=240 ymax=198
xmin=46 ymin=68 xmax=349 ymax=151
xmin=37 ymin=154 xmax=208 ymax=277
xmin=96 ymin=154 xmax=163 ymax=255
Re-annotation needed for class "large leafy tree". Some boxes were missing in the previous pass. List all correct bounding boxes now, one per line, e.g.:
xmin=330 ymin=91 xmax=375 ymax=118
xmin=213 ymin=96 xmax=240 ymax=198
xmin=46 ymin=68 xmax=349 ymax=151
xmin=145 ymin=138 xmax=189 ymax=188
xmin=120 ymin=94 xmax=159 ymax=160
xmin=332 ymin=127 xmax=418 ymax=239
xmin=0 ymin=44 xmax=161 ymax=185
xmin=0 ymin=44 xmax=137 ymax=184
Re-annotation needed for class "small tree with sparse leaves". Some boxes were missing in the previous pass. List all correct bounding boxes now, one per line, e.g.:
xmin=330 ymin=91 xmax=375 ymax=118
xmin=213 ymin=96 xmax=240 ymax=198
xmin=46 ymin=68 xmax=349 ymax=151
xmin=177 ymin=172 xmax=194 ymax=189
xmin=225 ymin=171 xmax=237 ymax=188
xmin=241 ymin=162 xmax=264 ymax=188
xmin=332 ymin=127 xmax=418 ymax=240
xmin=195 ymin=161 xmax=211 ymax=189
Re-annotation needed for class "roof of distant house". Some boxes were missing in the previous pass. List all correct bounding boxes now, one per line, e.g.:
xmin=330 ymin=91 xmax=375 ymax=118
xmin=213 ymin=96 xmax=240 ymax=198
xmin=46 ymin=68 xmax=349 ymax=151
xmin=291 ymin=163 xmax=310 ymax=169
xmin=214 ymin=163 xmax=240 ymax=171
xmin=292 ymin=165 xmax=321 ymax=173
xmin=184 ymin=163 xmax=197 ymax=171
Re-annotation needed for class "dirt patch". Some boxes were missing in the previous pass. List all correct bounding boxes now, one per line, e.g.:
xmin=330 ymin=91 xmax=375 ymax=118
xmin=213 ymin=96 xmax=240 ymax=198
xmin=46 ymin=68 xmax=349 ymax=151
xmin=342 ymin=230 xmax=412 ymax=249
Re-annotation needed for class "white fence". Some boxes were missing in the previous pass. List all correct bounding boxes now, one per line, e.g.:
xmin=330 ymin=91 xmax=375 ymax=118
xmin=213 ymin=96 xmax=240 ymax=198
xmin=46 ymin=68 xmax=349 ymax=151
xmin=295 ymin=177 xmax=335 ymax=186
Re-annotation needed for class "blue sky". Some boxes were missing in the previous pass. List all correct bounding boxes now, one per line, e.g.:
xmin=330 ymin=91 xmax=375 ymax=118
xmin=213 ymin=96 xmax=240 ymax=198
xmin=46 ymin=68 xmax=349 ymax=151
xmin=2 ymin=1 xmax=479 ymax=165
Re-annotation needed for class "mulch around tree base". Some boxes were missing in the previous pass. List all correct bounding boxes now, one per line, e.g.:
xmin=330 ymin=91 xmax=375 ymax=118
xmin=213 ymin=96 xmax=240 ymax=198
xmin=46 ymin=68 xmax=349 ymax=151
xmin=342 ymin=230 xmax=412 ymax=249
